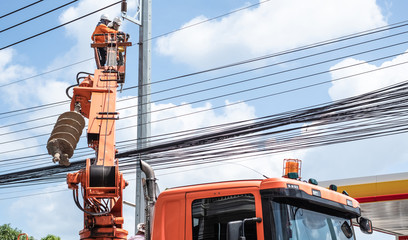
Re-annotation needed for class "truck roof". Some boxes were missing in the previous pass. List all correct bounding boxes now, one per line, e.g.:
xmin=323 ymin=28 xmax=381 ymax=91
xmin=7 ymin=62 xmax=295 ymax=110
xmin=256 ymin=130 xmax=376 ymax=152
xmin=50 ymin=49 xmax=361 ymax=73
xmin=160 ymin=177 xmax=360 ymax=208
xmin=164 ymin=179 xmax=262 ymax=192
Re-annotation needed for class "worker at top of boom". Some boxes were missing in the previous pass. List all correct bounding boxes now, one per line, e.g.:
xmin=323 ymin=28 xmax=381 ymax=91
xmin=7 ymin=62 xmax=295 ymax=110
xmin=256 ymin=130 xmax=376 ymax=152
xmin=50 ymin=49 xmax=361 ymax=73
xmin=92 ymin=14 xmax=118 ymax=43
xmin=108 ymin=16 xmax=122 ymax=31
xmin=91 ymin=14 xmax=120 ymax=67
xmin=107 ymin=17 xmax=127 ymax=66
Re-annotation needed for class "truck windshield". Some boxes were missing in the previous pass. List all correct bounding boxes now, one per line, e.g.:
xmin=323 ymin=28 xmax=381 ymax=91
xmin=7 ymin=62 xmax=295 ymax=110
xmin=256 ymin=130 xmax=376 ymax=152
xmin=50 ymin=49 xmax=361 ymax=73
xmin=263 ymin=200 xmax=355 ymax=240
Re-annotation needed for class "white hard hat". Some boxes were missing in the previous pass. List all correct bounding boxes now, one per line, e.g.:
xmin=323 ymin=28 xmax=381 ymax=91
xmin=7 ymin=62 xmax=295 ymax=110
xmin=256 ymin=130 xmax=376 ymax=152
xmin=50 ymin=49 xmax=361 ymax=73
xmin=137 ymin=223 xmax=145 ymax=233
xmin=113 ymin=17 xmax=122 ymax=26
xmin=100 ymin=14 xmax=111 ymax=21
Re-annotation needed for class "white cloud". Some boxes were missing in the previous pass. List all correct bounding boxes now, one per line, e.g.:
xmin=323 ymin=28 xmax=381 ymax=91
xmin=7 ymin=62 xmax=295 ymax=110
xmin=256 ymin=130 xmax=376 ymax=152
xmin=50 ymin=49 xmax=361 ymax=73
xmin=0 ymin=127 xmax=40 ymax=161
xmin=52 ymin=0 xmax=122 ymax=79
xmin=8 ymin=186 xmax=82 ymax=239
xmin=305 ymin=50 xmax=408 ymax=181
xmin=59 ymin=0 xmax=122 ymax=42
xmin=0 ymin=46 xmax=72 ymax=113
xmin=156 ymin=0 xmax=386 ymax=69
xmin=116 ymin=98 xmax=257 ymax=142
xmin=0 ymin=49 xmax=37 ymax=107
xmin=328 ymin=50 xmax=408 ymax=100
xmin=0 ymin=48 xmax=14 ymax=70
xmin=151 ymin=100 xmax=256 ymax=135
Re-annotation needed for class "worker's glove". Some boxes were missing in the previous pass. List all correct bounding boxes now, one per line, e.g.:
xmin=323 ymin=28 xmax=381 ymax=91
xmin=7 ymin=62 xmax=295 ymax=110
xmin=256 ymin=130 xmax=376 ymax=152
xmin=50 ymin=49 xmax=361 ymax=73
xmin=126 ymin=33 xmax=130 ymax=40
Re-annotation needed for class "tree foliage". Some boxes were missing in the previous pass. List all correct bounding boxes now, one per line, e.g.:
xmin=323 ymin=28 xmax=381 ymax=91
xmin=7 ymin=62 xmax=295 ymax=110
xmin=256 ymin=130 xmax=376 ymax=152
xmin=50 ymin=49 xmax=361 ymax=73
xmin=0 ymin=223 xmax=60 ymax=240
xmin=0 ymin=223 xmax=34 ymax=240
xmin=40 ymin=234 xmax=61 ymax=240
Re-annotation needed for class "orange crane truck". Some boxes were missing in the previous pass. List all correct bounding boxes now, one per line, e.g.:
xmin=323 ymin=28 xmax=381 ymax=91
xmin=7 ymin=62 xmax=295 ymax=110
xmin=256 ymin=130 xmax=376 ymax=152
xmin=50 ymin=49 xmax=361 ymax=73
xmin=46 ymin=32 xmax=373 ymax=240
xmin=149 ymin=159 xmax=373 ymax=240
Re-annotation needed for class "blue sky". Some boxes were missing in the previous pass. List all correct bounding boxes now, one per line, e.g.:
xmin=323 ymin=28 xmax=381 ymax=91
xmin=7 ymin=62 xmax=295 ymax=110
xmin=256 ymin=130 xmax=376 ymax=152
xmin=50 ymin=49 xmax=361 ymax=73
xmin=0 ymin=0 xmax=407 ymax=239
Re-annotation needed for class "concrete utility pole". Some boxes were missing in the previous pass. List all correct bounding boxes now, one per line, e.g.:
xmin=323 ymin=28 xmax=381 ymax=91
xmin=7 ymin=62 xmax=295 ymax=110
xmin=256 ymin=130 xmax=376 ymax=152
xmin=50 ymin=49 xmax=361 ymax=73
xmin=121 ymin=0 xmax=151 ymax=233
xmin=136 ymin=0 xmax=152 ymax=231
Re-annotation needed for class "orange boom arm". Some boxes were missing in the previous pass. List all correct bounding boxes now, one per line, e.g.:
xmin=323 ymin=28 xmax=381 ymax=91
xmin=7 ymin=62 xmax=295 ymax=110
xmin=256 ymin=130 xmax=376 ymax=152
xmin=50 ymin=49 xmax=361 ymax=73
xmin=47 ymin=33 xmax=132 ymax=240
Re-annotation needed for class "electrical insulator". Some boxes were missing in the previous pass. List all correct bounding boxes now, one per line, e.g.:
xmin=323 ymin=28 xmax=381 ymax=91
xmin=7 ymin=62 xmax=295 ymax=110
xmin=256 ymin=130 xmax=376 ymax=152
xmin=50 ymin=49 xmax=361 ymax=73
xmin=121 ymin=0 xmax=127 ymax=13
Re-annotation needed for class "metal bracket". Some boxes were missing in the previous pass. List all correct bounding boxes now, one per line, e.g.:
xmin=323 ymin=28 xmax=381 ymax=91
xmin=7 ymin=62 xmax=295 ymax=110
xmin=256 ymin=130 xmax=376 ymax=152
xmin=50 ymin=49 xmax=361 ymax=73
xmin=122 ymin=0 xmax=142 ymax=26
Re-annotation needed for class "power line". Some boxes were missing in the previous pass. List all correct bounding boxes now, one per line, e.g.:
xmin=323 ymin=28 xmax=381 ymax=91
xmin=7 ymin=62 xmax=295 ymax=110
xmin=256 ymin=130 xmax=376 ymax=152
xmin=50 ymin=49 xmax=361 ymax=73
xmin=0 ymin=101 xmax=68 ymax=118
xmin=0 ymin=0 xmax=272 ymax=88
xmin=0 ymin=0 xmax=44 ymax=19
xmin=0 ymin=0 xmax=269 ymax=92
xmin=0 ymin=159 xmax=269 ymax=199
xmin=3 ymin=18 xmax=408 ymax=116
xmin=125 ymin=19 xmax=408 ymax=91
xmin=147 ymin=0 xmax=272 ymax=42
xmin=3 ymin=78 xmax=408 ymax=161
xmin=0 ymin=113 xmax=60 ymax=129
xmin=120 ymin=52 xmax=408 ymax=123
xmin=0 ymin=117 xmax=256 ymax=157
xmin=0 ymin=1 xmax=121 ymax=51
xmin=2 ymin=52 xmax=408 ymax=148
xmin=0 ymin=189 xmax=68 ymax=201
xmin=2 ymin=18 xmax=404 ymax=155
xmin=117 ymin=87 xmax=408 ymax=169
xmin=3 ymin=27 xmax=408 ymax=127
xmin=0 ymin=58 xmax=93 ymax=88
xmin=4 ymin=5 xmax=408 ymax=194
xmin=0 ymin=0 xmax=79 ymax=34
xmin=131 ymin=29 xmax=408 ymax=99
xmin=2 ymin=80 xmax=408 ymax=186
xmin=117 ymin=39 xmax=408 ymax=115
xmin=2 ymin=18 xmax=408 ymax=121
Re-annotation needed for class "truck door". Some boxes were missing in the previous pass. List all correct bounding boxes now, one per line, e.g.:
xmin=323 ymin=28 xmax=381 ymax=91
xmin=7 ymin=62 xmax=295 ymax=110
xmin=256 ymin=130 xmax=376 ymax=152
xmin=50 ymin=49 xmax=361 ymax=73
xmin=185 ymin=188 xmax=263 ymax=240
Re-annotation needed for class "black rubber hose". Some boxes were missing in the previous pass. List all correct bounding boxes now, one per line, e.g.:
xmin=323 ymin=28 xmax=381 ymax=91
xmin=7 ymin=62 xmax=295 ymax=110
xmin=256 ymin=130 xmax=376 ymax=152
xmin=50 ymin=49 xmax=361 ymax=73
xmin=76 ymin=71 xmax=94 ymax=84
xmin=66 ymin=84 xmax=79 ymax=99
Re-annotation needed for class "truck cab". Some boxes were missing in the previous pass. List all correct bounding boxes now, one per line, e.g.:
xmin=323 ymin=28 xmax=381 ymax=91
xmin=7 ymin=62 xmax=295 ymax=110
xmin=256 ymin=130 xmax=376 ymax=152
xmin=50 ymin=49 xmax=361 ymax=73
xmin=151 ymin=177 xmax=372 ymax=240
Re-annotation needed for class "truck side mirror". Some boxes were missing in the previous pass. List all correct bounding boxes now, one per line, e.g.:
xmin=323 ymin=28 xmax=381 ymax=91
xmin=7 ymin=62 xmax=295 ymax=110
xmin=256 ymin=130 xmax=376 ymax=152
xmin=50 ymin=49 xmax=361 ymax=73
xmin=227 ymin=217 xmax=262 ymax=240
xmin=227 ymin=220 xmax=243 ymax=240
xmin=341 ymin=221 xmax=353 ymax=239
xmin=359 ymin=217 xmax=373 ymax=234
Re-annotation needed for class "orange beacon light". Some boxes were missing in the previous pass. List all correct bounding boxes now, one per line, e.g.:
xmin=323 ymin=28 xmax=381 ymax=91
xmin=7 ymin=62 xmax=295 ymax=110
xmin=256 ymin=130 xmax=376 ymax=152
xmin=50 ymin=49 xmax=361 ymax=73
xmin=283 ymin=158 xmax=302 ymax=179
